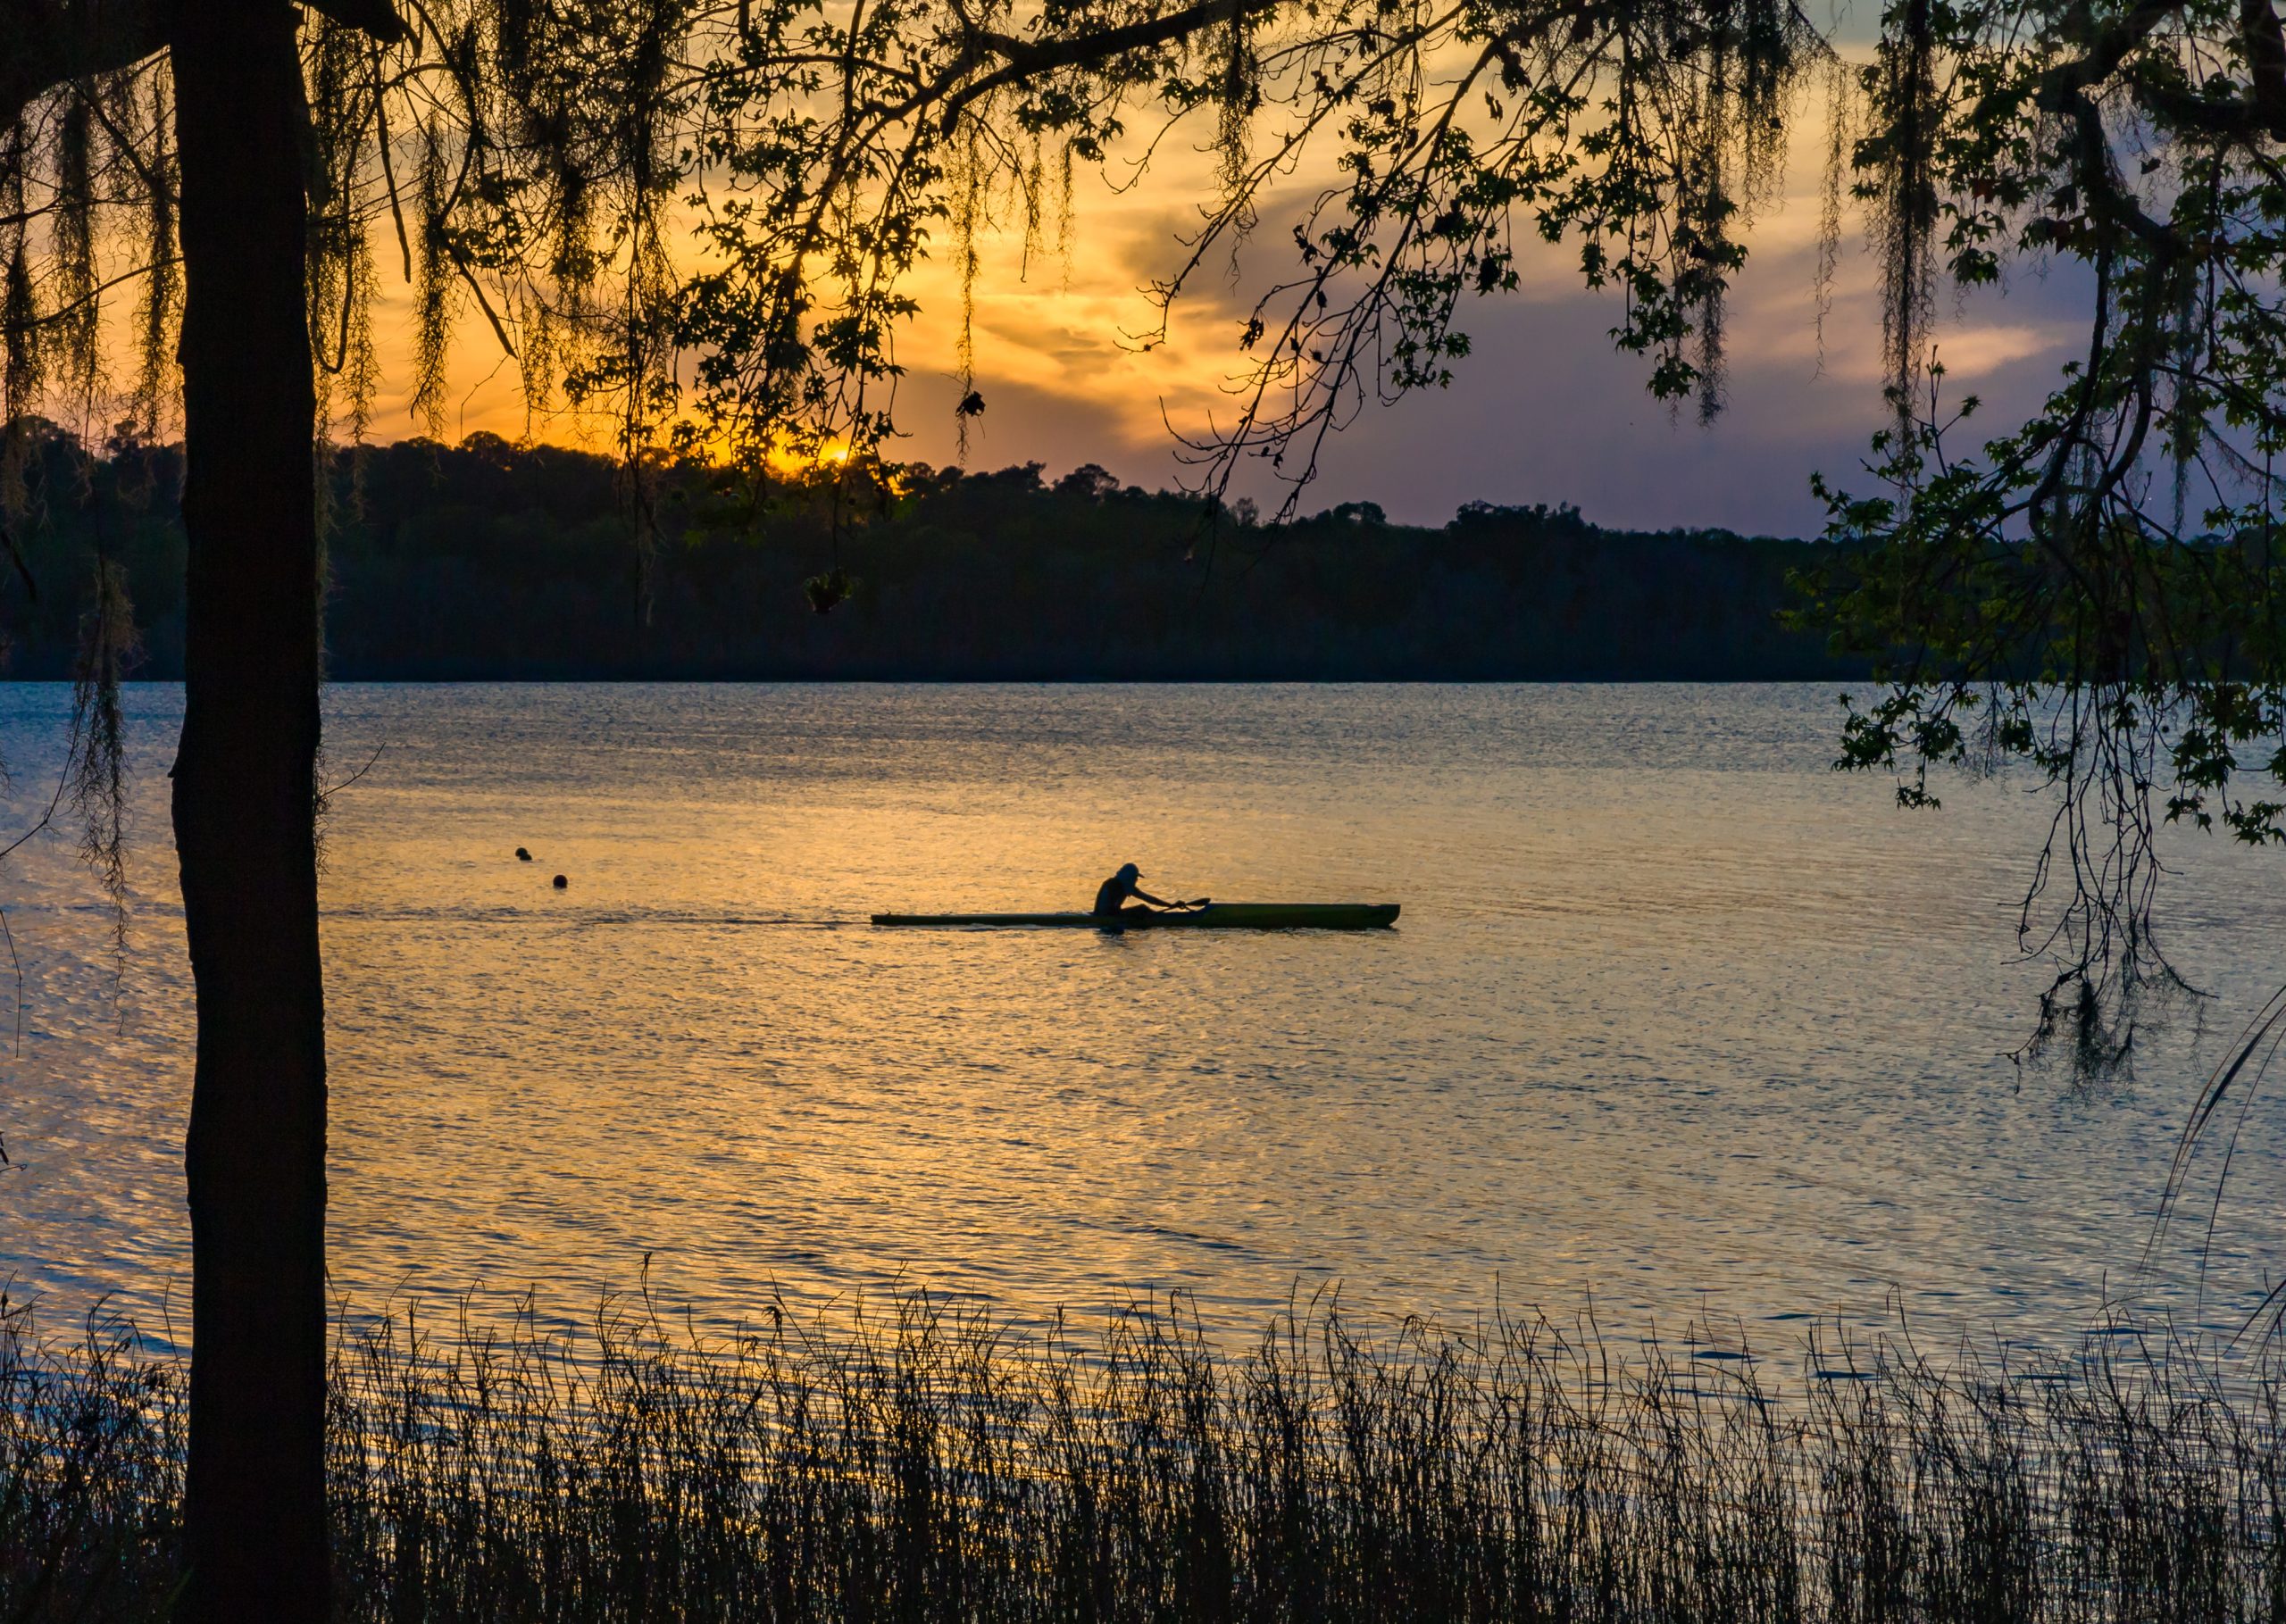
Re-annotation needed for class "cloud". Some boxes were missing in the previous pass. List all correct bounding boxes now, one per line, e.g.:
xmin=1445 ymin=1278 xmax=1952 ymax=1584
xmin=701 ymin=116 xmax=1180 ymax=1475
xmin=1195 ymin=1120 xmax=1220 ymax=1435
xmin=352 ymin=91 xmax=2098 ymax=540
xmin=888 ymin=370 xmax=1170 ymax=480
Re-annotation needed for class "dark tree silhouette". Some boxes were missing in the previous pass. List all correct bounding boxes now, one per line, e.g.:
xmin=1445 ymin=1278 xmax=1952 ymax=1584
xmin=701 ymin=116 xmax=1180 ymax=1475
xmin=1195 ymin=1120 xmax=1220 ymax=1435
xmin=168 ymin=8 xmax=336 ymax=1615
xmin=7 ymin=3 xmax=401 ymax=1615
xmin=4 ymin=436 xmax=1851 ymax=679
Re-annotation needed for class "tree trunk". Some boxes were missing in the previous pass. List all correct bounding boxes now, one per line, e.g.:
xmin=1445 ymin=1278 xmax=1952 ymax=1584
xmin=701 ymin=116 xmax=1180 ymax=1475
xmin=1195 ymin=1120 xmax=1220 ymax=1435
xmin=170 ymin=4 xmax=330 ymax=1620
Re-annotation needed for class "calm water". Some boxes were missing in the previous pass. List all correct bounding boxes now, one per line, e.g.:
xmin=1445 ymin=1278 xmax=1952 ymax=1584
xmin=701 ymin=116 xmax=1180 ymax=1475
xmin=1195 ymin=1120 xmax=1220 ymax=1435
xmin=4 ymin=682 xmax=2285 ymax=1352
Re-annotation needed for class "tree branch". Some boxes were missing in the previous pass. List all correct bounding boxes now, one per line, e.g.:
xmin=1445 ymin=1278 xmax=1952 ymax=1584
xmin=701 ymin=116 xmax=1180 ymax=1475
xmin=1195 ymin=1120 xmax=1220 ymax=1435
xmin=0 ymin=0 xmax=166 ymax=130
xmin=1 ymin=0 xmax=406 ymax=131
xmin=936 ymin=0 xmax=1286 ymax=128
xmin=304 ymin=0 xmax=408 ymax=46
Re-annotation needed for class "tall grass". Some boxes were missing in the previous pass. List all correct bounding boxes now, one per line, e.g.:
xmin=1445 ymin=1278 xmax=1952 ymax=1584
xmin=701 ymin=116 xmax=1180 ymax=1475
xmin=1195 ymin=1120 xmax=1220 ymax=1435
xmin=5 ymin=1285 xmax=2285 ymax=1621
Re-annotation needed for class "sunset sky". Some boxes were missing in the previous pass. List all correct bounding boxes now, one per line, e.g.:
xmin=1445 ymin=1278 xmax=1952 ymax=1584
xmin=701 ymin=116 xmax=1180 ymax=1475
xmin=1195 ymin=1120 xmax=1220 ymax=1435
xmin=375 ymin=99 xmax=2089 ymax=539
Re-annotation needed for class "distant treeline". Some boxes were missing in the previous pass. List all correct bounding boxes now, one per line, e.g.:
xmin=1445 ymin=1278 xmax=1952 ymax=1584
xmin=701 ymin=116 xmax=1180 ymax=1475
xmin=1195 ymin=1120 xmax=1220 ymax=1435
xmin=0 ymin=423 xmax=1864 ymax=680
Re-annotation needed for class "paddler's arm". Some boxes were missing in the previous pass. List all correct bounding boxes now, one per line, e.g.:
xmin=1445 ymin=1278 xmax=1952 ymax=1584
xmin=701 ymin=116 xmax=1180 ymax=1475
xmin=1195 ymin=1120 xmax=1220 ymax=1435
xmin=1132 ymin=886 xmax=1174 ymax=909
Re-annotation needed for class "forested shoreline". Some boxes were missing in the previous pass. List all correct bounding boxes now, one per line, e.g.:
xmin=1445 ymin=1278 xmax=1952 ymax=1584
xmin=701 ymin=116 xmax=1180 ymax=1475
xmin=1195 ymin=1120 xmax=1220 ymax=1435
xmin=1 ymin=425 xmax=1859 ymax=681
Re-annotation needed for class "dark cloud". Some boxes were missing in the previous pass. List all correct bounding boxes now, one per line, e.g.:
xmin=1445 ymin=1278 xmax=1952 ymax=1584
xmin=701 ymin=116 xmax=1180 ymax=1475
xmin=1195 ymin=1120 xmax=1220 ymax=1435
xmin=891 ymin=369 xmax=1167 ymax=483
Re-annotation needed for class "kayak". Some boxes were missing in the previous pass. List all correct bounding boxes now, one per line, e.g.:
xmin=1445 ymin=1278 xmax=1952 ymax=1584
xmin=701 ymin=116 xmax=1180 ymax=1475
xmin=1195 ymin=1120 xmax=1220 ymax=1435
xmin=871 ymin=903 xmax=1399 ymax=930
xmin=872 ymin=903 xmax=1398 ymax=930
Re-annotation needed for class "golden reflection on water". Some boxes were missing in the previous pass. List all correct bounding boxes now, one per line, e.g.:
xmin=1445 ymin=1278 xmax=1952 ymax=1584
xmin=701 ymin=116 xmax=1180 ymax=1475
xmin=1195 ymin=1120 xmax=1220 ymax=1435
xmin=5 ymin=682 xmax=2286 ymax=1353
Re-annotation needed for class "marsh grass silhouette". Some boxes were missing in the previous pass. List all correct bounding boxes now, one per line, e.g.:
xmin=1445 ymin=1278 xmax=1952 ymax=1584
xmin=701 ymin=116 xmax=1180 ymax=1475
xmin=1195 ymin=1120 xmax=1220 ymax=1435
xmin=4 ymin=1283 xmax=2283 ymax=1621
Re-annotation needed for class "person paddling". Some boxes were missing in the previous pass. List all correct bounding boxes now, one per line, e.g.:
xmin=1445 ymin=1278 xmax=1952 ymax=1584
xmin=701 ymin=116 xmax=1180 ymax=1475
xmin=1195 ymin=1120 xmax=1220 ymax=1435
xmin=1092 ymin=862 xmax=1194 ymax=921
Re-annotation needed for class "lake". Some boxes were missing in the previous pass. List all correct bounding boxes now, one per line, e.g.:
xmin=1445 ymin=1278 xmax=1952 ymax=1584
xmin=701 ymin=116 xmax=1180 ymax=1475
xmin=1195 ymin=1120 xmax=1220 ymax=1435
xmin=4 ymin=682 xmax=2284 ymax=1353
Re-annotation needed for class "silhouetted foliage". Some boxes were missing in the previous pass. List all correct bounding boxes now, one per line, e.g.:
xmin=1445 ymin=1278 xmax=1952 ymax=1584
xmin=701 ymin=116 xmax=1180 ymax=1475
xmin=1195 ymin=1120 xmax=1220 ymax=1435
xmin=0 ymin=432 xmax=1855 ymax=681
xmin=8 ymin=1287 xmax=2286 ymax=1622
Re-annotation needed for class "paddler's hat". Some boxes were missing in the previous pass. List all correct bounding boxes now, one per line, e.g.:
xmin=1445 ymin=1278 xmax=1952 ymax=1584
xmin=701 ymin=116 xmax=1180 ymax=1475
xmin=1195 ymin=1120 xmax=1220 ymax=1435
xmin=1116 ymin=862 xmax=1141 ymax=880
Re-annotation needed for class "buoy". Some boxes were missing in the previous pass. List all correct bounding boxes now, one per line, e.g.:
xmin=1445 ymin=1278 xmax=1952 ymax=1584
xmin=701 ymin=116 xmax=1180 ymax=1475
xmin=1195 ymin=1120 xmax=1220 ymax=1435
xmin=515 ymin=846 xmax=532 ymax=861
xmin=552 ymin=874 xmax=568 ymax=889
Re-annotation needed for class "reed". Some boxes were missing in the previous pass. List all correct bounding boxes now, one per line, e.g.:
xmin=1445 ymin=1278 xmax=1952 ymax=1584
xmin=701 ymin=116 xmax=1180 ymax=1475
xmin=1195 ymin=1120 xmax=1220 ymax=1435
xmin=4 ymin=1286 xmax=2284 ymax=1621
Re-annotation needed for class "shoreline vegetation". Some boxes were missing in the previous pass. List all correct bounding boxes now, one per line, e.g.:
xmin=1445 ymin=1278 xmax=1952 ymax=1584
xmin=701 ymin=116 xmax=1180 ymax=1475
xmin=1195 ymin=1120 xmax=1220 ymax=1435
xmin=0 ymin=426 xmax=1862 ymax=684
xmin=4 ymin=1286 xmax=2282 ymax=1621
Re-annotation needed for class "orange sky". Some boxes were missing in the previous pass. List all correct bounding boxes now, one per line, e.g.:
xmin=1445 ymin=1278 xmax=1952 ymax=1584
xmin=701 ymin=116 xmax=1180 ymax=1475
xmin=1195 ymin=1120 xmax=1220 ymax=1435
xmin=363 ymin=95 xmax=2081 ymax=537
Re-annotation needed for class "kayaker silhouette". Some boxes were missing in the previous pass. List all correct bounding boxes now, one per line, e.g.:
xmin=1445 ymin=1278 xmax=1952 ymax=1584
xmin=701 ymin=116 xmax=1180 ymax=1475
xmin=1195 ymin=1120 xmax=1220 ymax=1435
xmin=1091 ymin=862 xmax=1199 ymax=922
